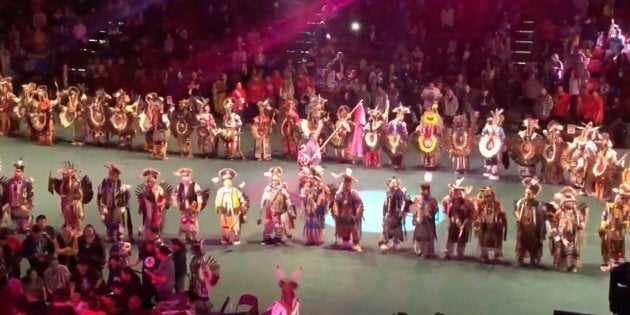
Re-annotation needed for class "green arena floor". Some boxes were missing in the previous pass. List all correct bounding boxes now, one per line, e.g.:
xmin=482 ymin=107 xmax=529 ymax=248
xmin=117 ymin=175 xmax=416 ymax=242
xmin=0 ymin=127 xmax=621 ymax=315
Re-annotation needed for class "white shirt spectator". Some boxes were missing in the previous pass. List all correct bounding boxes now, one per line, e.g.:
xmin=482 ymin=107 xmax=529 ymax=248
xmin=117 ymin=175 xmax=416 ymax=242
xmin=421 ymin=85 xmax=442 ymax=110
xmin=441 ymin=5 xmax=455 ymax=28
xmin=72 ymin=20 xmax=87 ymax=42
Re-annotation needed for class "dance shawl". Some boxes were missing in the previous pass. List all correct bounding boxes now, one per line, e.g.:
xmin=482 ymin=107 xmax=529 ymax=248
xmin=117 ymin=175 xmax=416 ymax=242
xmin=349 ymin=104 xmax=366 ymax=157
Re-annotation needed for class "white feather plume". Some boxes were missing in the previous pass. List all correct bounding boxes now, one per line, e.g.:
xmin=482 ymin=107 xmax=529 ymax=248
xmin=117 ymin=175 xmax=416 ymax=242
xmin=424 ymin=172 xmax=432 ymax=183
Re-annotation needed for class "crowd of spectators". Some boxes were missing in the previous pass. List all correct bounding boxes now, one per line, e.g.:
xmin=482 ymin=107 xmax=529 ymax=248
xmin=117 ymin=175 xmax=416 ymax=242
xmin=0 ymin=0 xmax=630 ymax=312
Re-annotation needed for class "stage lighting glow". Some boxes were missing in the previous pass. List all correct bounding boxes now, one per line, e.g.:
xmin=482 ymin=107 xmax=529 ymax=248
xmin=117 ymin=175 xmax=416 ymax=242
xmin=350 ymin=21 xmax=361 ymax=32
xmin=326 ymin=33 xmax=331 ymax=40
xmin=325 ymin=190 xmax=444 ymax=233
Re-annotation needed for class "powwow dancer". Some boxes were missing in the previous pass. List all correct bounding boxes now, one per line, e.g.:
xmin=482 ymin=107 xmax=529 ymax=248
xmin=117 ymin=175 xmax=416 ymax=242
xmin=0 ymin=158 xmax=34 ymax=233
xmin=514 ymin=178 xmax=547 ymax=266
xmin=445 ymin=113 xmax=478 ymax=174
xmin=479 ymin=109 xmax=506 ymax=180
xmin=331 ymin=168 xmax=364 ymax=252
xmin=412 ymin=172 xmax=439 ymax=257
xmin=188 ymin=243 xmax=220 ymax=311
xmin=549 ymin=186 xmax=587 ymax=272
xmin=380 ymin=177 xmax=408 ymax=251
xmin=598 ymin=169 xmax=630 ymax=271
xmin=474 ymin=186 xmax=508 ymax=263
xmin=414 ymin=104 xmax=443 ymax=169
xmin=267 ymin=266 xmax=302 ymax=315
xmin=363 ymin=108 xmax=386 ymax=168
xmin=541 ymin=121 xmax=566 ymax=185
xmin=196 ymin=99 xmax=219 ymax=158
xmin=220 ymin=99 xmax=243 ymax=160
xmin=300 ymin=166 xmax=331 ymax=245
xmin=509 ymin=118 xmax=543 ymax=179
xmin=213 ymin=168 xmax=249 ymax=246
xmin=442 ymin=177 xmax=475 ymax=259
xmin=172 ymin=168 xmax=210 ymax=243
xmin=48 ymin=161 xmax=93 ymax=230
xmin=135 ymin=168 xmax=173 ymax=240
xmin=259 ymin=167 xmax=295 ymax=245
xmin=330 ymin=105 xmax=354 ymax=163
xmin=280 ymin=100 xmax=301 ymax=157
xmin=384 ymin=105 xmax=410 ymax=171
xmin=97 ymin=164 xmax=130 ymax=242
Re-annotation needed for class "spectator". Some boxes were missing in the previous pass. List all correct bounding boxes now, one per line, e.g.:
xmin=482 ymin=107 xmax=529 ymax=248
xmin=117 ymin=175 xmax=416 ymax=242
xmin=77 ymin=225 xmax=105 ymax=271
xmin=44 ymin=258 xmax=72 ymax=296
xmin=534 ymin=88 xmax=554 ymax=125
xmin=22 ymin=268 xmax=47 ymax=308
xmin=55 ymin=224 xmax=79 ymax=270
xmin=106 ymin=256 xmax=122 ymax=290
xmin=580 ymin=89 xmax=604 ymax=125
xmin=125 ymin=295 xmax=150 ymax=315
xmin=522 ymin=73 xmax=543 ymax=116
xmin=22 ymin=225 xmax=54 ymax=277
xmin=70 ymin=292 xmax=86 ymax=313
xmin=116 ymin=267 xmax=142 ymax=312
xmin=475 ymin=89 xmax=496 ymax=122
xmin=80 ymin=295 xmax=107 ymax=315
xmin=46 ymin=289 xmax=77 ymax=315
xmin=552 ymin=86 xmax=571 ymax=123
xmin=35 ymin=215 xmax=56 ymax=237
xmin=0 ymin=229 xmax=21 ymax=279
xmin=441 ymin=87 xmax=459 ymax=125
xmin=148 ymin=245 xmax=175 ymax=301
xmin=230 ymin=81 xmax=247 ymax=114
xmin=440 ymin=3 xmax=455 ymax=29
xmin=169 ymin=239 xmax=187 ymax=293
xmin=421 ymin=82 xmax=442 ymax=110
xmin=70 ymin=260 xmax=104 ymax=301
xmin=71 ymin=19 xmax=87 ymax=43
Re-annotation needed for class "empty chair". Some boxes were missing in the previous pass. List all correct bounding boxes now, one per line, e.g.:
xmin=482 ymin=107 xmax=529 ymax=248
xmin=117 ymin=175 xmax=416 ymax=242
xmin=235 ymin=294 xmax=259 ymax=314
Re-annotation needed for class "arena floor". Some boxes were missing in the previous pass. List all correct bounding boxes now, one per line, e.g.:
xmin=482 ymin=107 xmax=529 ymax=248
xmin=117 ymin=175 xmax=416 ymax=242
xmin=0 ymin=127 xmax=619 ymax=315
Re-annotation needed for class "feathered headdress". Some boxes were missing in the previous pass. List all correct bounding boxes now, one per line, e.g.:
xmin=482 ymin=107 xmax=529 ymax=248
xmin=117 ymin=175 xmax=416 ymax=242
xmin=139 ymin=168 xmax=160 ymax=179
xmin=264 ymin=166 xmax=283 ymax=181
xmin=331 ymin=168 xmax=357 ymax=182
xmin=553 ymin=186 xmax=578 ymax=204
xmin=12 ymin=158 xmax=25 ymax=171
xmin=57 ymin=161 xmax=81 ymax=176
xmin=104 ymin=164 xmax=121 ymax=175
xmin=173 ymin=167 xmax=193 ymax=177
xmin=276 ymin=265 xmax=302 ymax=289
xmin=522 ymin=177 xmax=541 ymax=196
xmin=447 ymin=177 xmax=473 ymax=195
xmin=420 ymin=172 xmax=432 ymax=190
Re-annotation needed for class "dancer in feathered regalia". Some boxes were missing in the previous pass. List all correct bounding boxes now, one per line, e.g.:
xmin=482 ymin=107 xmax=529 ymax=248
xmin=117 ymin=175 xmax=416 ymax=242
xmin=474 ymin=186 xmax=508 ymax=263
xmin=188 ymin=243 xmax=220 ymax=311
xmin=385 ymin=105 xmax=410 ymax=171
xmin=442 ymin=178 xmax=475 ymax=259
xmin=259 ymin=167 xmax=295 ymax=245
xmin=213 ymin=168 xmax=249 ymax=246
xmin=97 ymin=164 xmax=130 ymax=242
xmin=549 ymin=187 xmax=587 ymax=272
xmin=300 ymin=166 xmax=331 ymax=246
xmin=135 ymin=168 xmax=172 ymax=240
xmin=380 ymin=177 xmax=408 ymax=251
xmin=514 ymin=178 xmax=547 ymax=266
xmin=590 ymin=132 xmax=620 ymax=201
xmin=173 ymin=168 xmax=209 ymax=243
xmin=598 ymin=167 xmax=630 ymax=271
xmin=331 ymin=169 xmax=364 ymax=252
xmin=446 ymin=113 xmax=478 ymax=174
xmin=48 ymin=161 xmax=93 ymax=230
xmin=479 ymin=109 xmax=506 ymax=180
xmin=363 ymin=108 xmax=386 ymax=168
xmin=540 ymin=121 xmax=565 ymax=185
xmin=0 ymin=158 xmax=34 ymax=233
xmin=280 ymin=100 xmax=301 ymax=157
xmin=330 ymin=105 xmax=354 ymax=163
xmin=251 ymin=100 xmax=274 ymax=161
xmin=414 ymin=104 xmax=442 ymax=169
xmin=220 ymin=99 xmax=243 ymax=160
xmin=412 ymin=173 xmax=439 ymax=257
xmin=509 ymin=118 xmax=543 ymax=179
xmin=267 ymin=266 xmax=302 ymax=315
xmin=196 ymin=98 xmax=219 ymax=158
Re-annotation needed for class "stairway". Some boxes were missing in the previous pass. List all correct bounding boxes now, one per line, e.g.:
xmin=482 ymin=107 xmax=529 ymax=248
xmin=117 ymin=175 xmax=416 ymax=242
xmin=511 ymin=17 xmax=536 ymax=66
